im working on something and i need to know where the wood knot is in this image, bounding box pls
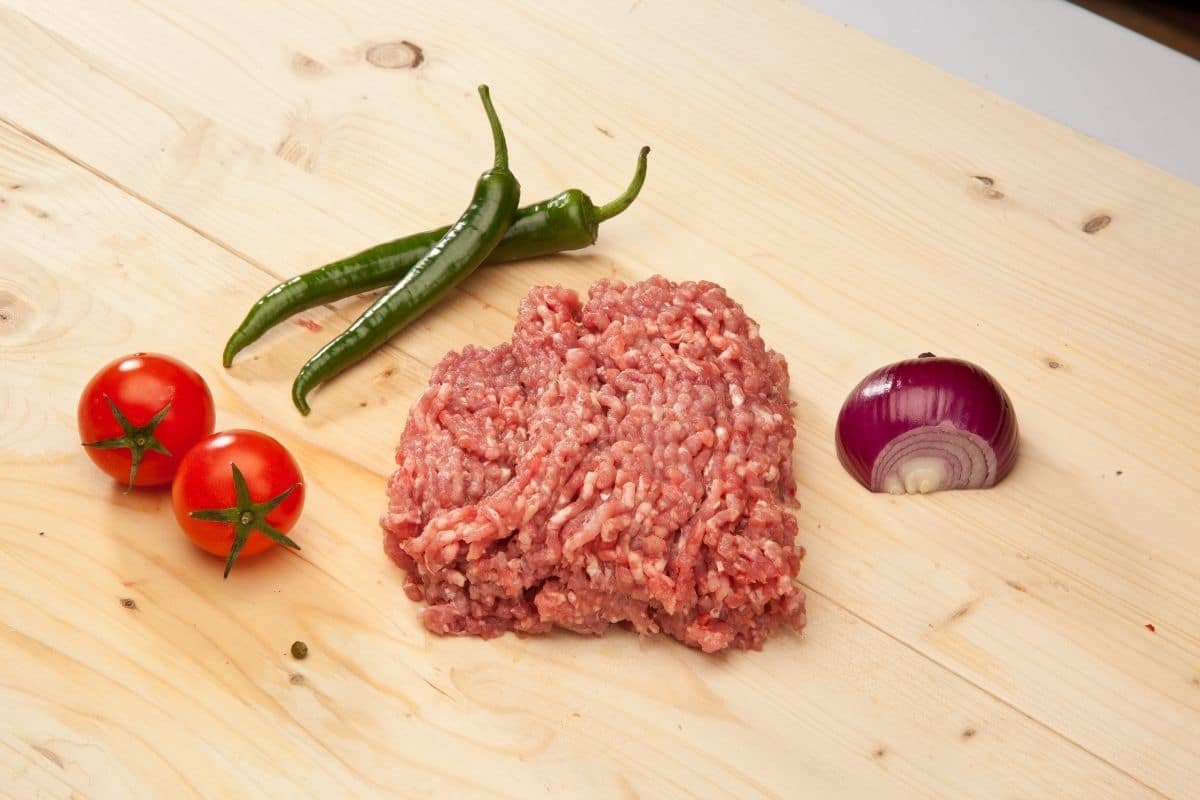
[972,175,1004,199]
[275,112,324,172]
[120,597,137,610]
[289,672,306,685]
[290,52,328,78]
[1045,358,1062,369]
[961,727,977,740]
[365,40,424,69]
[1082,214,1111,234]
[31,744,63,769]
[950,601,974,620]
[0,290,31,337]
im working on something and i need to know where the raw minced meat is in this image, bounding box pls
[381,276,806,652]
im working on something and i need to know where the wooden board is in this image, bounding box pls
[1,1,1197,797]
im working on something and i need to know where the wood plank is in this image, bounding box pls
[1,0,1198,795]
[0,121,1155,798]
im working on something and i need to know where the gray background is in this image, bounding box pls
[805,0,1200,185]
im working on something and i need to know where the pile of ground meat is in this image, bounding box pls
[381,276,806,652]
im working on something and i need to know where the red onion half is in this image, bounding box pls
[835,355,1019,494]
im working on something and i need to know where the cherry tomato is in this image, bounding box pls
[79,353,216,488]
[171,429,305,577]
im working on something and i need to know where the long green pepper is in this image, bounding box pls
[291,85,520,415]
[222,148,649,367]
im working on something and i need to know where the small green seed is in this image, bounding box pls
[291,641,308,659]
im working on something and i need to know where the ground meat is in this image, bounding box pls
[381,276,806,652]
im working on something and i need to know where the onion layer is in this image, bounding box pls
[835,356,1019,494]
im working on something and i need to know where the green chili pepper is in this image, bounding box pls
[290,85,521,415]
[222,147,649,368]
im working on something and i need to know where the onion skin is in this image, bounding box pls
[835,357,1019,494]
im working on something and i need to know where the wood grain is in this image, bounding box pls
[1,1,1197,797]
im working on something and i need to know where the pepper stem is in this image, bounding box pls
[595,147,651,223]
[478,85,508,172]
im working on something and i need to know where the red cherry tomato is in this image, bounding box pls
[171,429,305,577]
[78,353,216,488]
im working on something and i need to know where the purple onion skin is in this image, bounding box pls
[835,357,1019,494]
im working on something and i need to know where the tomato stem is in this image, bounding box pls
[81,396,173,491]
[187,462,301,578]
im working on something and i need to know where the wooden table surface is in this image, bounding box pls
[2,2,1198,798]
